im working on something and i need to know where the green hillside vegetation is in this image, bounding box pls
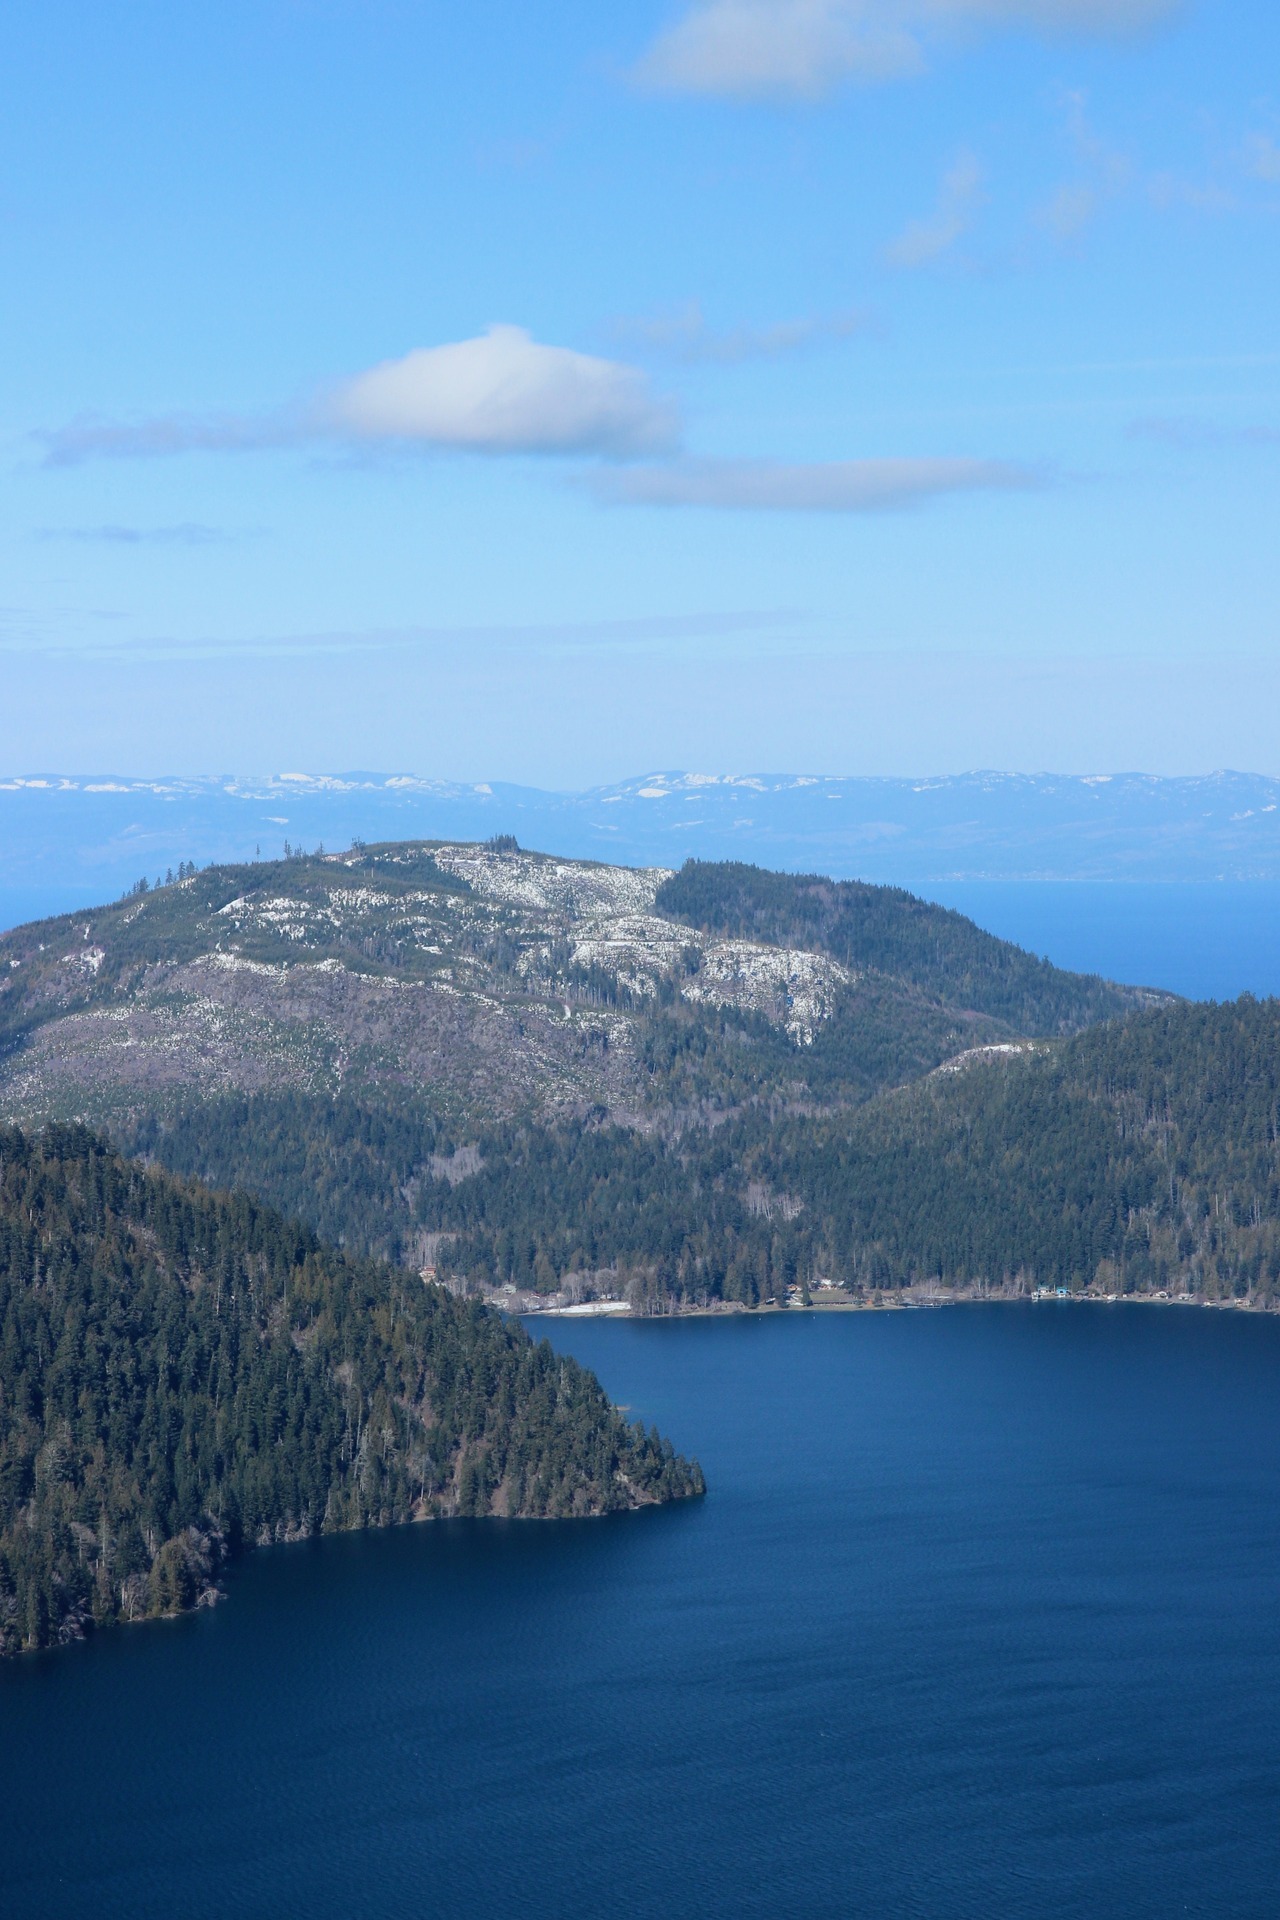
[655,860,1139,1035]
[126,1090,445,1265]
[763,994,1280,1302]
[11,848,1268,1664]
[0,1124,702,1656]
[0,843,1159,1142]
[128,999,1280,1313]
[0,848,467,1072]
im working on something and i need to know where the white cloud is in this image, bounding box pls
[609,298,869,362]
[887,151,984,267]
[40,326,678,466]
[635,0,1179,101]
[328,326,677,455]
[590,455,1039,510]
[635,1,919,100]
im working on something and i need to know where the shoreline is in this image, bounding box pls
[524,1290,1280,1321]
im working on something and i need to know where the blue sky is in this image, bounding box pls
[3,0,1278,779]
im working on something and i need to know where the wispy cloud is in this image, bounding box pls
[1033,91,1131,242]
[39,412,295,467]
[635,0,1178,102]
[1130,416,1280,450]
[635,1,919,100]
[1036,181,1099,240]
[609,299,869,363]
[0,610,808,663]
[887,151,984,267]
[1243,132,1280,184]
[35,523,250,546]
[946,0,1176,24]
[39,326,679,466]
[589,455,1041,511]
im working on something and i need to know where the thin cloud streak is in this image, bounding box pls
[35,523,250,547]
[940,0,1177,27]
[590,456,1042,511]
[1130,416,1280,450]
[39,411,297,467]
[609,299,870,363]
[0,610,808,664]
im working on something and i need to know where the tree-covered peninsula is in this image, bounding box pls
[0,1124,702,1657]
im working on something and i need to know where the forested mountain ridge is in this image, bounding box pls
[655,861,1134,1036]
[2,838,1223,1337]
[0,841,1154,1140]
[742,994,1280,1304]
[0,1124,702,1656]
[125,998,1280,1313]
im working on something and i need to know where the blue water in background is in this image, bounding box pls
[2,1305,1278,1920]
[0,884,107,932]
[5,879,1278,1002]
[924,882,1280,1002]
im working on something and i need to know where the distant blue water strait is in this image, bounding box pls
[923,881,1280,1003]
[2,1305,1278,1919]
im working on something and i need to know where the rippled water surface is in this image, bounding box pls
[2,1304,1279,1919]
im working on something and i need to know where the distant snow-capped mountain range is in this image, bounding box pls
[3,770,1280,916]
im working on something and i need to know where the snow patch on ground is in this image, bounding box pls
[680,940,855,1044]
[432,847,672,916]
[562,913,856,1042]
[932,1042,1039,1075]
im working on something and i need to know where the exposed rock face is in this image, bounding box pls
[0,846,867,1130]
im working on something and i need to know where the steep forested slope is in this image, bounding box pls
[734,994,1280,1306]
[0,1125,702,1656]
[126,1000,1280,1313]
[0,838,1211,1331]
[655,860,1137,1034]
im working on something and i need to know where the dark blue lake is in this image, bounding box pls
[1,1304,1278,1919]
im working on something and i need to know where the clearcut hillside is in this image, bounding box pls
[0,840,1155,1142]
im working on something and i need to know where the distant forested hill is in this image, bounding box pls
[655,861,1136,1035]
[126,999,1280,1313]
[0,1125,701,1656]
[748,995,1280,1303]
[0,843,1155,1143]
[7,837,1241,1336]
